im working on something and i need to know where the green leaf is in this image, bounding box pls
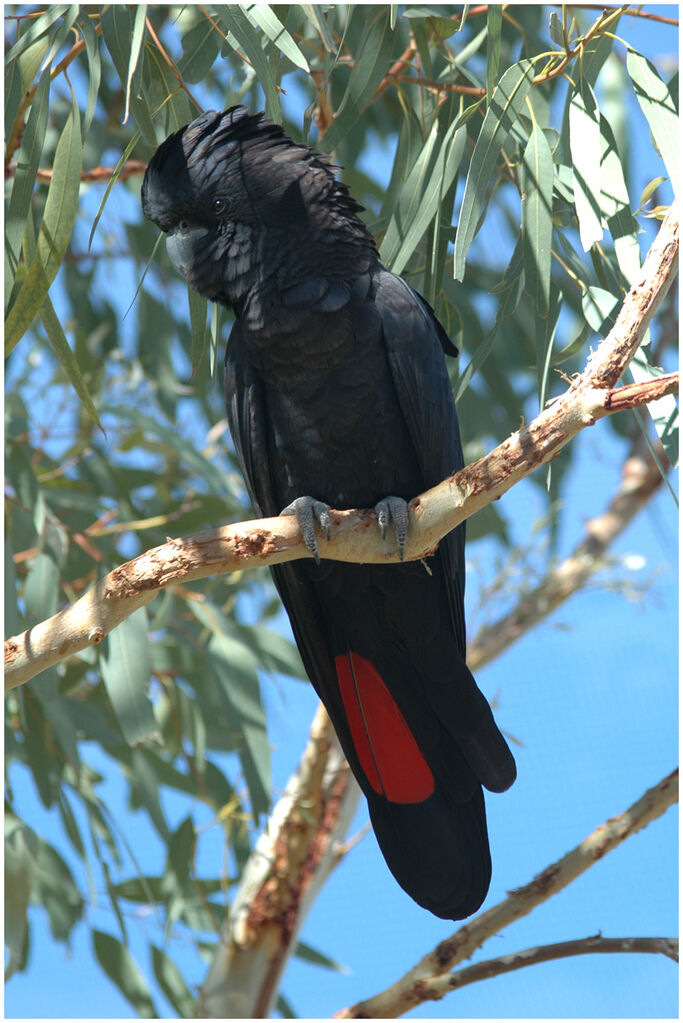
[301,4,336,51]
[23,551,59,627]
[5,94,82,354]
[569,80,603,251]
[188,287,210,375]
[93,930,158,1019]
[215,5,282,121]
[4,4,69,65]
[151,945,195,1018]
[627,49,679,193]
[193,601,272,818]
[454,59,534,279]
[381,116,466,275]
[549,11,564,47]
[521,123,554,317]
[88,129,142,251]
[75,10,101,136]
[486,5,503,105]
[100,6,156,144]
[639,176,667,208]
[40,292,102,429]
[318,7,402,153]
[4,821,34,980]
[597,114,640,286]
[5,62,51,302]
[130,749,169,840]
[294,938,350,973]
[630,351,679,467]
[100,607,160,747]
[244,4,310,70]
[123,5,148,124]
[178,16,222,83]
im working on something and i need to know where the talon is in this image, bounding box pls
[281,497,331,564]
[375,496,409,562]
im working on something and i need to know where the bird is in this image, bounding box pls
[141,106,516,920]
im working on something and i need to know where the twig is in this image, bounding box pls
[411,935,678,1003]
[334,768,679,1018]
[144,15,202,113]
[467,431,671,671]
[3,200,678,691]
[567,4,679,26]
[5,160,147,184]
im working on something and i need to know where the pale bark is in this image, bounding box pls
[4,201,678,691]
[334,768,679,1018]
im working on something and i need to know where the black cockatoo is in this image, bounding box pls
[141,107,515,920]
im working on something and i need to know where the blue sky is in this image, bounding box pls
[5,5,678,1019]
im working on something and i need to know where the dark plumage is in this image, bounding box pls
[142,106,516,920]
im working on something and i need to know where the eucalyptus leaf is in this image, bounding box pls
[454,60,534,280]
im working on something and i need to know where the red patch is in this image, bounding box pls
[335,651,434,803]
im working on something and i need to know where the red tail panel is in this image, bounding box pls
[335,651,434,804]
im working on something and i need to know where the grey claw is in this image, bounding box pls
[281,497,331,563]
[375,496,409,561]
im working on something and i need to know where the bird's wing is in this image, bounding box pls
[372,268,467,653]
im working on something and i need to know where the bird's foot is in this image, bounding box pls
[281,497,331,564]
[375,496,409,562]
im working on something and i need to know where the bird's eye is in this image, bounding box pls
[213,198,225,214]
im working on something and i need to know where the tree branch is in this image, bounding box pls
[196,704,360,1019]
[467,431,671,672]
[4,200,678,691]
[334,768,679,1018]
[421,935,678,1003]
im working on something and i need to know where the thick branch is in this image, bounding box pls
[196,704,360,1019]
[4,200,678,691]
[421,935,677,1002]
[467,431,670,671]
[335,768,679,1018]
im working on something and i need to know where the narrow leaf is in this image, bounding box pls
[5,96,82,354]
[40,292,102,429]
[101,608,160,747]
[627,49,678,192]
[5,63,51,300]
[521,123,554,316]
[486,5,503,104]
[93,930,158,1019]
[151,945,195,1018]
[215,5,281,121]
[569,81,603,251]
[454,60,534,279]
[318,8,402,154]
[244,4,310,70]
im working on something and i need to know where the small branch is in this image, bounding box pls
[4,201,678,691]
[334,768,678,1018]
[420,936,678,1003]
[566,5,679,26]
[144,15,202,113]
[5,160,147,185]
[467,430,672,671]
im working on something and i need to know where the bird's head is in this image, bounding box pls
[141,106,377,316]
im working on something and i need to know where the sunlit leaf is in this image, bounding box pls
[569,80,603,252]
[627,48,679,193]
[454,59,534,279]
[244,4,310,71]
